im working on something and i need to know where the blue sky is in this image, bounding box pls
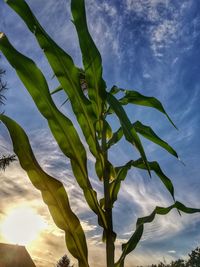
[0,0,200,266]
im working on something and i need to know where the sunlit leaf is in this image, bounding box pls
[0,34,107,230]
[115,202,200,267]
[0,115,89,267]
[5,0,105,180]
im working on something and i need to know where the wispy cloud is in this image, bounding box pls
[125,0,192,57]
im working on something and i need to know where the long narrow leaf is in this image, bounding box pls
[0,115,89,267]
[132,158,175,201]
[119,89,177,129]
[107,93,151,176]
[5,0,105,179]
[71,0,106,118]
[0,34,107,230]
[109,86,122,95]
[133,121,179,158]
[109,161,132,205]
[115,202,200,267]
[107,126,123,149]
[107,121,178,159]
[110,159,175,206]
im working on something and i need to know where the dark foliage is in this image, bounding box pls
[0,154,16,170]
[187,247,200,267]
[138,247,200,267]
[0,57,15,169]
[0,57,7,105]
[56,254,73,267]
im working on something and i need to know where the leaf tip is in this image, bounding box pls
[178,158,186,166]
[0,32,5,39]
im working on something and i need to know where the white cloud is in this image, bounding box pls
[125,0,192,57]
[102,2,117,17]
[151,19,178,54]
[85,0,122,60]
[126,0,170,20]
[168,250,176,254]
[143,72,151,79]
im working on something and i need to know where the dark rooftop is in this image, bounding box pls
[0,243,36,267]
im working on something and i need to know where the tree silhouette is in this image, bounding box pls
[0,60,7,105]
[186,247,200,267]
[56,254,73,267]
[0,56,15,170]
[138,246,200,267]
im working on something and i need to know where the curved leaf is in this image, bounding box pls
[107,126,123,149]
[71,0,106,118]
[109,161,132,205]
[5,0,105,179]
[119,89,177,129]
[107,121,178,160]
[109,86,122,95]
[0,115,89,267]
[110,159,175,206]
[0,34,107,230]
[106,93,151,176]
[132,158,175,201]
[133,121,179,159]
[115,202,200,267]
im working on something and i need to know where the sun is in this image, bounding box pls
[1,206,46,246]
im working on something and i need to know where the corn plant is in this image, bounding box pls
[0,1,199,267]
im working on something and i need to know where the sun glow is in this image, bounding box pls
[1,206,46,245]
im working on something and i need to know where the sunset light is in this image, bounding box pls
[1,207,46,246]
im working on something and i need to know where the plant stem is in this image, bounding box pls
[102,117,115,267]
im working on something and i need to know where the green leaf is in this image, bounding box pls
[106,93,151,176]
[5,0,105,180]
[133,121,178,158]
[119,89,177,129]
[107,127,123,149]
[132,158,175,201]
[71,0,106,118]
[109,86,122,95]
[0,115,89,267]
[107,121,178,159]
[115,201,200,267]
[0,34,107,230]
[110,158,175,207]
[109,161,132,205]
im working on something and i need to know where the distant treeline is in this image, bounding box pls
[137,247,200,267]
